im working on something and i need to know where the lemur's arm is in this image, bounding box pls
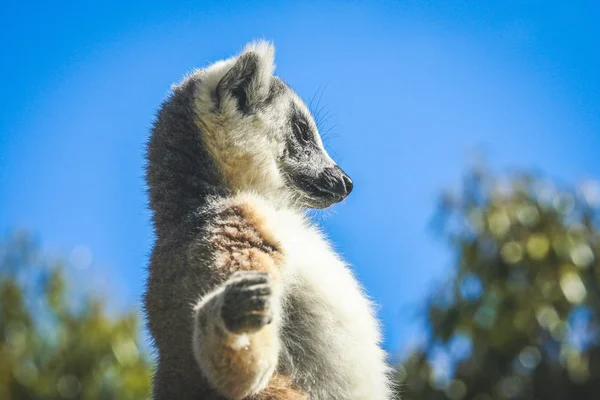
[193,271,280,400]
[190,203,298,400]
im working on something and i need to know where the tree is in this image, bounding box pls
[399,167,600,400]
[0,231,151,399]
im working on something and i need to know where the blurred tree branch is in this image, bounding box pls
[399,166,600,400]
[0,231,151,400]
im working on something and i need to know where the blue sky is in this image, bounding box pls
[1,1,599,355]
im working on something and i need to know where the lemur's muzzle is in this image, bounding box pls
[311,165,353,201]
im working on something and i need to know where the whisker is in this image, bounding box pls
[308,84,324,112]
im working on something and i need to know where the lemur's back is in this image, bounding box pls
[144,41,392,399]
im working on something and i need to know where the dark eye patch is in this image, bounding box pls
[291,115,312,144]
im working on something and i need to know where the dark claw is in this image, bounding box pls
[221,272,274,333]
[228,271,270,288]
[226,313,273,333]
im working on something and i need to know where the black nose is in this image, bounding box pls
[342,172,353,195]
[294,165,354,207]
[321,165,353,197]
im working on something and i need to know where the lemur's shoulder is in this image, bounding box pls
[186,193,308,281]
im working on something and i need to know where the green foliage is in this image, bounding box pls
[0,232,151,400]
[400,167,600,400]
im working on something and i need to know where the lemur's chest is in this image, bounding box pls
[275,212,368,316]
[220,194,379,342]
[224,194,390,398]
[270,208,389,399]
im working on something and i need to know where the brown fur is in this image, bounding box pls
[209,202,284,279]
[193,200,305,399]
[196,317,279,399]
[251,375,309,400]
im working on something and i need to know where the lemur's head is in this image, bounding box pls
[191,41,352,209]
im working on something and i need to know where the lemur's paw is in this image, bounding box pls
[221,271,274,334]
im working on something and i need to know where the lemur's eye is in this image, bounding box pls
[293,120,311,144]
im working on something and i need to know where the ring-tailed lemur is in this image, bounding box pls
[144,41,393,400]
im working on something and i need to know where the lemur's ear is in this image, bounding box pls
[216,41,275,113]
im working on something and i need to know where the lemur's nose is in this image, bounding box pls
[342,173,353,195]
[329,165,353,197]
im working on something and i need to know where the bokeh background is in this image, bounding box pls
[1,1,600,399]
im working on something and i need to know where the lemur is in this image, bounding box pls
[144,41,393,400]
